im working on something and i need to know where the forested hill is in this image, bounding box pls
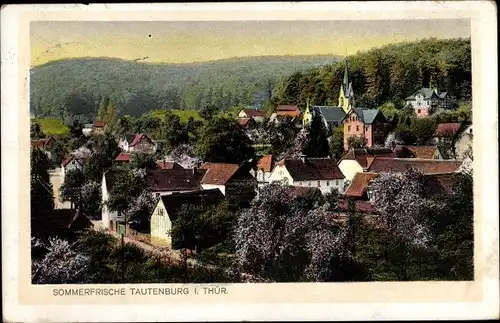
[273,38,471,109]
[30,55,340,120]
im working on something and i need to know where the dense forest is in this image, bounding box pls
[273,37,471,109]
[29,55,340,121]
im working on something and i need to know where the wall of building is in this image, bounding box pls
[338,160,364,182]
[268,165,294,185]
[200,184,225,195]
[150,201,172,244]
[343,113,371,150]
[293,179,344,194]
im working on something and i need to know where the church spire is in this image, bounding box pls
[343,58,350,89]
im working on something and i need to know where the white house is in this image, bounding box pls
[249,155,275,188]
[237,108,266,123]
[337,148,396,182]
[150,189,224,246]
[405,87,452,118]
[100,171,123,231]
[118,133,156,154]
[268,157,346,195]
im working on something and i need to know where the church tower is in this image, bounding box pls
[338,58,354,113]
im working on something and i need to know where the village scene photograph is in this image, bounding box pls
[29,18,474,284]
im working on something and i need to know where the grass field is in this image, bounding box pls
[34,118,70,136]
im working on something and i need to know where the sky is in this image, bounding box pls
[30,19,470,66]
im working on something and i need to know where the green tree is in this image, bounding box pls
[60,168,85,207]
[303,115,330,157]
[106,168,148,215]
[130,152,158,170]
[83,153,113,183]
[347,135,367,150]
[199,104,219,120]
[195,117,255,164]
[31,148,55,237]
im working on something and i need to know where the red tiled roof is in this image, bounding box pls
[277,105,300,112]
[276,110,301,118]
[115,153,132,162]
[94,120,106,128]
[395,145,438,159]
[130,133,153,147]
[146,168,206,192]
[423,172,456,196]
[199,162,240,185]
[61,155,74,167]
[368,157,462,174]
[157,161,183,169]
[341,148,397,168]
[434,123,461,137]
[344,172,379,198]
[278,158,345,181]
[257,155,274,172]
[241,109,266,117]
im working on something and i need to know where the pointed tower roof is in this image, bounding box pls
[343,58,350,87]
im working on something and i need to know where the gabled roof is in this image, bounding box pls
[277,157,345,181]
[350,107,385,124]
[256,155,274,173]
[405,88,448,100]
[158,189,225,220]
[94,120,106,128]
[240,109,266,117]
[434,123,462,137]
[394,145,439,159]
[156,161,183,170]
[238,118,251,127]
[115,153,132,162]
[311,106,347,124]
[367,157,462,174]
[344,172,379,198]
[340,148,396,168]
[146,168,206,192]
[199,162,240,185]
[32,209,93,235]
[130,133,153,147]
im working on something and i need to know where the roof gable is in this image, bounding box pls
[257,155,274,172]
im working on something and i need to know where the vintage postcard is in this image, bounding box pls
[1,2,498,322]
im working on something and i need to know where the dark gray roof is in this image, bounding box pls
[311,106,347,124]
[351,108,384,124]
[405,88,448,100]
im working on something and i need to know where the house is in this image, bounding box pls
[237,108,266,122]
[433,123,464,159]
[118,133,156,153]
[367,157,463,174]
[455,124,473,160]
[150,189,225,246]
[82,123,94,136]
[101,170,123,231]
[394,145,443,160]
[343,107,390,151]
[60,146,93,179]
[337,148,396,182]
[31,136,56,158]
[344,172,379,200]
[146,168,207,197]
[250,155,275,187]
[93,120,107,135]
[200,162,258,201]
[270,105,301,122]
[405,87,452,118]
[268,156,345,194]
[303,104,347,131]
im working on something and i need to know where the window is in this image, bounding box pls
[326,181,330,186]
[356,126,359,132]
[158,208,164,216]
[365,126,368,131]
[308,182,311,187]
[336,180,339,186]
[348,125,351,132]
[417,109,421,114]
[155,193,160,198]
[317,181,321,187]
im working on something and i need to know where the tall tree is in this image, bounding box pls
[30,123,45,139]
[195,117,255,164]
[303,115,330,157]
[31,148,55,237]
